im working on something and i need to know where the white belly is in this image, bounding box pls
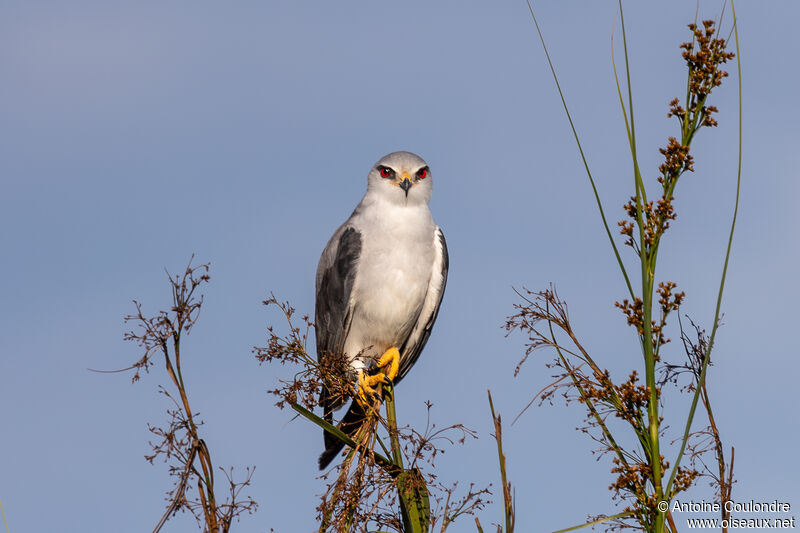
[343,212,435,370]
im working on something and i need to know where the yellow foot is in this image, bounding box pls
[357,369,386,407]
[376,346,400,383]
[355,347,401,407]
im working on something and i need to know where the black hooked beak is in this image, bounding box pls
[399,177,412,197]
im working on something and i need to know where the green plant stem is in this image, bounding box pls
[666,0,741,498]
[488,391,514,533]
[617,0,649,209]
[384,384,430,533]
[383,385,404,470]
[615,3,664,524]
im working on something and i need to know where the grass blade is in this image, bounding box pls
[525,0,635,298]
[290,402,395,470]
[552,510,634,533]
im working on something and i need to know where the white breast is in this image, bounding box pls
[343,201,436,370]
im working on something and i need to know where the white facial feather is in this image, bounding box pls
[364,151,433,207]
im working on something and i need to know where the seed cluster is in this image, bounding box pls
[619,19,733,264]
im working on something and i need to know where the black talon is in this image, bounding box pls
[383,375,393,386]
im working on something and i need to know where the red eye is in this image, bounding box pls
[416,168,428,179]
[379,167,392,178]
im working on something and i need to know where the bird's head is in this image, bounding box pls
[366,151,432,206]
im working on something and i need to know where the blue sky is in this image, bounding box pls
[1,1,798,531]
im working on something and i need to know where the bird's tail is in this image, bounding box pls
[318,399,368,470]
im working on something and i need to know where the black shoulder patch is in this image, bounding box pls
[438,229,449,276]
[336,228,362,288]
[315,227,362,357]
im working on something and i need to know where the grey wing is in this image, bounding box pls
[395,227,449,383]
[315,225,362,363]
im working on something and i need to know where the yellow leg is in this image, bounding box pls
[376,347,400,382]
